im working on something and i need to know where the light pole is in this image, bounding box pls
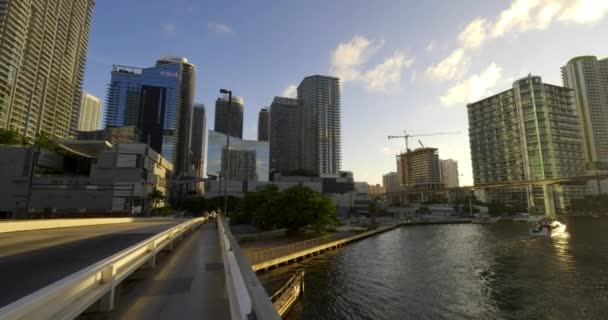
[220,89,232,217]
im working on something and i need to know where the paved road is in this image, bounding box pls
[85,222,229,320]
[0,220,183,307]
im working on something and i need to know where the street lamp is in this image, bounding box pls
[219,89,232,217]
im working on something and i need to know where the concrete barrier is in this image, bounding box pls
[217,217,280,320]
[0,217,175,234]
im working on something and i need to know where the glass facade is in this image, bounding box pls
[207,130,269,182]
[105,63,181,165]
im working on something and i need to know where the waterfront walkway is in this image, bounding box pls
[247,219,471,272]
[99,222,229,320]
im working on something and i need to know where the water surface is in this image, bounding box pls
[259,217,608,320]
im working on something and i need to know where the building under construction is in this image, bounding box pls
[396,147,444,202]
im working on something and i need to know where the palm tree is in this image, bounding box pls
[148,189,165,209]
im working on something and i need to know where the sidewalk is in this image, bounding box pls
[91,222,229,320]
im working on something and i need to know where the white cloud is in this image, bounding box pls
[281,84,297,98]
[162,22,176,34]
[440,63,503,107]
[208,22,234,35]
[330,35,384,82]
[425,41,436,52]
[560,0,608,24]
[458,18,488,49]
[487,0,608,41]
[425,48,471,81]
[330,36,414,92]
[364,50,415,92]
[428,0,608,83]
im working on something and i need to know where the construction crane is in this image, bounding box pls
[388,130,461,152]
[418,140,425,148]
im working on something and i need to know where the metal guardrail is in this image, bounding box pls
[217,217,280,320]
[0,217,207,320]
[245,233,345,265]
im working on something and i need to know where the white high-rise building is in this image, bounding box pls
[562,56,608,170]
[439,159,459,188]
[298,75,342,175]
[78,92,102,132]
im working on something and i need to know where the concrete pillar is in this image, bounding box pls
[543,184,556,216]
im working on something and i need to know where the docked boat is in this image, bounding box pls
[513,213,531,222]
[472,216,499,224]
[529,218,566,237]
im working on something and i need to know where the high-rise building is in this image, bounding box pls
[396,148,442,190]
[214,94,244,139]
[561,56,608,170]
[269,97,299,174]
[369,184,385,195]
[468,75,587,214]
[0,0,95,139]
[298,75,342,175]
[439,159,459,188]
[191,104,206,179]
[78,92,102,132]
[382,172,400,193]
[206,130,269,182]
[104,57,196,174]
[258,108,269,141]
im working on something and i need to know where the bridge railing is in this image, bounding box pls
[217,216,280,320]
[0,217,207,320]
[245,233,345,265]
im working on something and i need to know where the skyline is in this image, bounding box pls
[83,0,608,185]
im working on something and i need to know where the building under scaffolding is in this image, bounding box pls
[395,147,444,202]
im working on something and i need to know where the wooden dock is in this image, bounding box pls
[271,270,305,317]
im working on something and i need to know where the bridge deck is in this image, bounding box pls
[0,220,183,307]
[96,222,230,320]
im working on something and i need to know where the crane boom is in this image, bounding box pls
[388,130,460,152]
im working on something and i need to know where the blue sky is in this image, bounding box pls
[84,0,608,185]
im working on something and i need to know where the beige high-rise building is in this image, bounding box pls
[0,0,95,139]
[439,159,459,188]
[396,147,442,190]
[468,75,587,214]
[78,92,101,131]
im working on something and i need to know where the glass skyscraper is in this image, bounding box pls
[207,130,269,182]
[0,0,95,139]
[105,57,195,174]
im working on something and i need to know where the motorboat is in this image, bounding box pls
[529,218,566,237]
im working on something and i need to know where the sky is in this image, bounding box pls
[84,0,608,185]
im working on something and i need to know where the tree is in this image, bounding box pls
[279,185,336,235]
[34,131,61,152]
[148,189,165,209]
[368,198,379,225]
[0,128,28,145]
[244,184,281,232]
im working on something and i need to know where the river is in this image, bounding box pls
[258,217,608,320]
